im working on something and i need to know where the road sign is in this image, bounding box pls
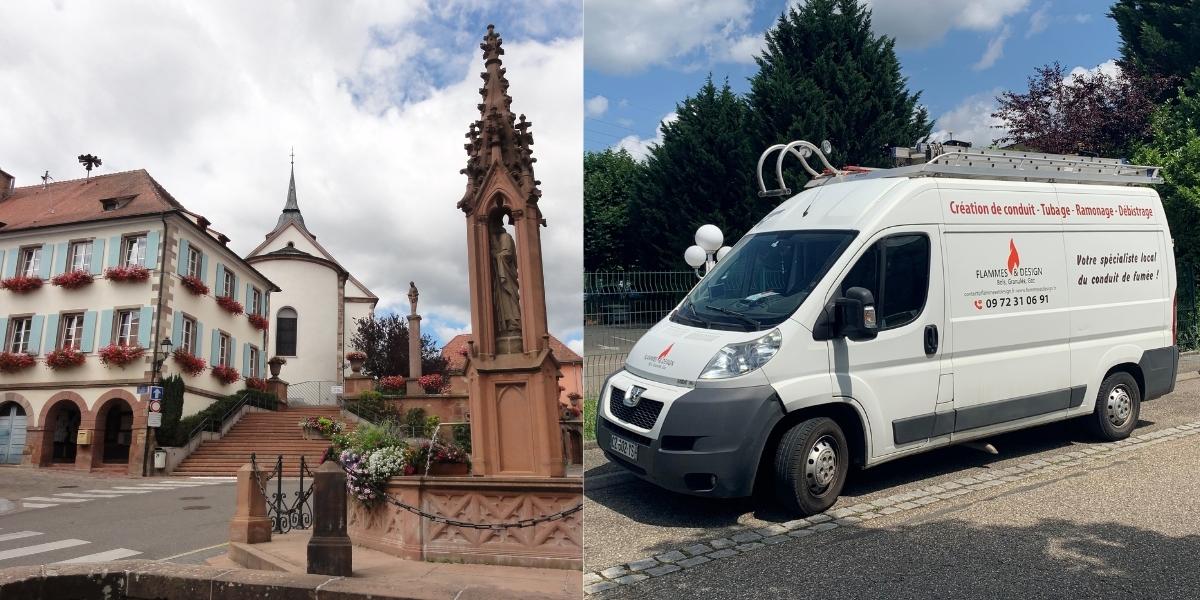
[148,412,162,428]
[149,400,162,413]
[149,386,164,401]
[136,384,149,395]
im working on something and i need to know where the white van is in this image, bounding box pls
[596,142,1179,515]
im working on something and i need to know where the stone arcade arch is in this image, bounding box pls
[35,392,88,468]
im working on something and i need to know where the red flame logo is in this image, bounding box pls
[1007,239,1020,273]
[658,344,674,360]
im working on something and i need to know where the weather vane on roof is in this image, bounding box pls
[41,171,53,189]
[77,154,101,182]
[290,147,295,166]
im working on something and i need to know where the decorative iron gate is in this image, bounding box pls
[251,453,314,534]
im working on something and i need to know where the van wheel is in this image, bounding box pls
[1087,372,1141,441]
[774,417,848,516]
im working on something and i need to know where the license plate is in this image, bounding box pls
[609,434,639,462]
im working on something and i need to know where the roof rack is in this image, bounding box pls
[756,140,1163,196]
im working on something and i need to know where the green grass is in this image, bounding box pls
[583,397,597,441]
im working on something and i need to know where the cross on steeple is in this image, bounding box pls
[275,146,308,233]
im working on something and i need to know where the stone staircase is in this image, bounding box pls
[171,407,343,477]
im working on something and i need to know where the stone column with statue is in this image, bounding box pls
[406,281,424,396]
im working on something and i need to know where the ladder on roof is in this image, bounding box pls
[756,140,1163,197]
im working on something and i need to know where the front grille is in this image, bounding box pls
[608,386,664,430]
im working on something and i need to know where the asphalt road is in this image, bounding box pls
[586,375,1200,598]
[0,470,238,567]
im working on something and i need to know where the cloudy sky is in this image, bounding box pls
[585,0,1120,158]
[0,0,584,353]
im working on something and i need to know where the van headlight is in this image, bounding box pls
[699,329,782,379]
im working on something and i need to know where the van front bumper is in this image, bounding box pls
[596,378,785,498]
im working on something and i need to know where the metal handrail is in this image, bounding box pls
[184,391,257,444]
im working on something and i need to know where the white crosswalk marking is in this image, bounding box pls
[0,531,41,543]
[0,539,89,561]
[55,548,142,563]
[22,496,87,503]
[85,489,150,494]
[20,503,55,509]
[55,493,121,499]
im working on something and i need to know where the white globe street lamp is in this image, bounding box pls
[685,224,733,278]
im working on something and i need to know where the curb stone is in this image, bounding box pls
[584,418,1200,596]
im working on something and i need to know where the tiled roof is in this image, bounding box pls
[441,332,583,371]
[0,169,184,232]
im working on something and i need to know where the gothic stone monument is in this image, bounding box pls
[458,25,565,478]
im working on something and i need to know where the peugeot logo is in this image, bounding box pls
[623,386,646,408]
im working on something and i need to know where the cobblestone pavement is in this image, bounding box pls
[584,375,1200,597]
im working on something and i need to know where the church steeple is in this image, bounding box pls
[276,149,307,232]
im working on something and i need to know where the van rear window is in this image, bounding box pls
[674,230,856,331]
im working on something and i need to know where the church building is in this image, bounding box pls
[245,162,377,391]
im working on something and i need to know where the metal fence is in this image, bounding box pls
[584,271,696,397]
[584,264,1200,397]
[287,381,341,406]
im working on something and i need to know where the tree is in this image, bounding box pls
[1132,76,1200,269]
[629,77,764,270]
[748,0,930,177]
[584,148,641,271]
[350,314,446,378]
[1110,0,1200,89]
[992,62,1157,157]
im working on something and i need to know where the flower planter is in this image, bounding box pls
[98,344,145,368]
[172,349,207,377]
[427,462,469,476]
[0,275,44,294]
[246,377,267,391]
[268,357,286,378]
[215,295,244,315]
[212,364,241,385]
[248,314,269,331]
[50,270,94,290]
[45,348,86,371]
[0,352,36,373]
[418,374,447,394]
[105,265,151,283]
[180,275,209,296]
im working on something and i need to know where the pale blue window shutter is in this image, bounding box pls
[52,243,68,276]
[89,240,105,275]
[145,230,161,270]
[199,253,209,286]
[81,312,97,352]
[44,314,60,351]
[230,336,238,370]
[138,306,153,348]
[244,283,251,309]
[0,318,7,348]
[215,264,226,296]
[27,315,44,355]
[172,312,183,350]
[258,351,266,378]
[177,239,190,275]
[106,236,122,267]
[210,329,220,365]
[1,250,16,278]
[38,244,52,279]
[98,309,113,347]
[233,273,240,301]
[195,321,204,357]
[242,343,250,374]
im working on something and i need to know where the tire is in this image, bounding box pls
[773,417,849,516]
[1087,371,1141,441]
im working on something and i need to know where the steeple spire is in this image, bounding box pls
[276,147,307,231]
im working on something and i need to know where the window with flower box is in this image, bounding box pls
[17,247,41,277]
[222,268,235,298]
[218,332,232,367]
[6,317,33,354]
[180,315,197,354]
[59,313,85,350]
[250,287,262,315]
[121,234,148,267]
[114,309,140,346]
[248,345,260,378]
[187,246,203,278]
[68,241,93,272]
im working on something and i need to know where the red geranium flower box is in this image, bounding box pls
[418,373,447,394]
[45,348,86,370]
[172,348,207,377]
[212,364,240,385]
[106,265,151,283]
[215,295,244,315]
[1,275,44,293]
[0,351,36,373]
[379,375,406,393]
[50,270,94,290]
[245,377,267,391]
[98,344,145,368]
[248,314,269,331]
[180,275,209,296]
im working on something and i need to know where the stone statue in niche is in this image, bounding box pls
[490,214,522,346]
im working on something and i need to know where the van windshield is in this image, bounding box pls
[673,230,856,331]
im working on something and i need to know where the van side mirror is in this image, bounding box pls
[836,287,878,341]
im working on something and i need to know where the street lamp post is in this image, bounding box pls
[143,337,173,476]
[684,224,732,278]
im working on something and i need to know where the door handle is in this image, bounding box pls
[924,324,939,356]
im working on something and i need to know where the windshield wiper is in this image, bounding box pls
[704,304,761,329]
[683,301,710,327]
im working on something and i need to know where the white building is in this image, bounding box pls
[245,164,377,393]
[0,167,277,473]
